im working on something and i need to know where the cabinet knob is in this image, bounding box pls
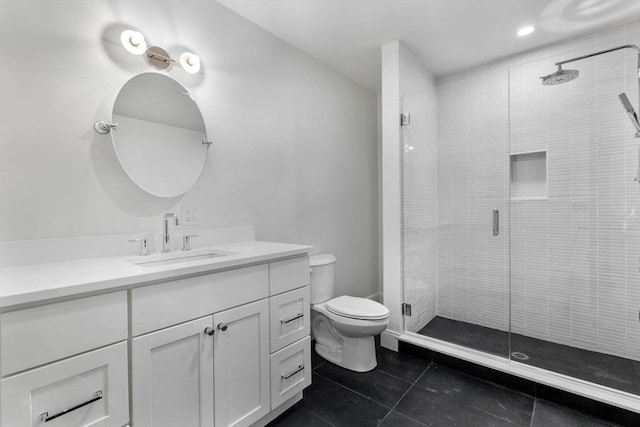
[204,327,215,336]
[217,323,228,332]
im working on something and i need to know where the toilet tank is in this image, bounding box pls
[309,254,336,304]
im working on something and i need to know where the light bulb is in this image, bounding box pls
[121,30,147,55]
[180,52,201,74]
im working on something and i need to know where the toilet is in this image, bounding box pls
[310,254,389,372]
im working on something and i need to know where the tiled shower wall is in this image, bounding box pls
[435,63,511,334]
[432,21,640,361]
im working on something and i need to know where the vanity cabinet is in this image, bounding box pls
[132,316,214,427]
[1,253,311,427]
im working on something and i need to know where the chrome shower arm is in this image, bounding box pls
[557,45,640,128]
[555,44,640,72]
[553,44,640,184]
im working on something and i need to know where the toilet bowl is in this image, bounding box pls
[310,254,389,372]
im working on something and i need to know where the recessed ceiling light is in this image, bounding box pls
[517,26,535,37]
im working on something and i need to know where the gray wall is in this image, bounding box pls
[0,1,379,299]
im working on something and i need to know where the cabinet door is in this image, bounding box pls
[214,299,270,427]
[132,316,214,427]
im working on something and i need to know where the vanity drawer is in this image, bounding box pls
[269,256,310,295]
[1,291,128,376]
[269,286,310,352]
[270,336,311,410]
[1,341,129,427]
[132,264,269,336]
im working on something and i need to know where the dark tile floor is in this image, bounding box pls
[419,316,640,396]
[268,339,630,427]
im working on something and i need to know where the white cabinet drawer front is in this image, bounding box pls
[269,257,310,295]
[270,336,311,410]
[132,316,214,427]
[269,286,310,352]
[1,291,127,376]
[132,264,269,336]
[1,342,129,427]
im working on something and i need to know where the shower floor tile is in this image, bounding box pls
[267,338,629,427]
[418,316,640,396]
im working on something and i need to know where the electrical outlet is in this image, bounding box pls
[182,205,200,225]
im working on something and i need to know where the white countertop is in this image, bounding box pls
[0,240,312,309]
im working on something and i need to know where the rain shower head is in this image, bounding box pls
[619,93,640,133]
[540,66,579,85]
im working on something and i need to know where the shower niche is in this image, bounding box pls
[509,150,547,199]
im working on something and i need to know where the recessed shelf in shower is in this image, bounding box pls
[510,150,547,200]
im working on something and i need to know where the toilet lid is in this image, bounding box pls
[326,296,389,320]
[309,253,336,267]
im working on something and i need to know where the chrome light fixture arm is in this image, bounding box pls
[120,29,201,74]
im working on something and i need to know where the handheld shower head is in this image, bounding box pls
[619,93,640,133]
[540,66,579,85]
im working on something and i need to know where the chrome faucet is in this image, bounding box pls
[162,213,179,253]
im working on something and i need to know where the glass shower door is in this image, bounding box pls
[401,67,512,359]
[508,49,640,396]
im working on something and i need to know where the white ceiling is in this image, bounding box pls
[218,0,640,92]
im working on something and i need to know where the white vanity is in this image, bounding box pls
[0,235,313,427]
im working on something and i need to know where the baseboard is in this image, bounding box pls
[380,330,399,351]
[366,292,381,302]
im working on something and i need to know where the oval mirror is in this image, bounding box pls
[111,72,208,197]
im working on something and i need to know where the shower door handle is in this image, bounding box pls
[493,209,500,236]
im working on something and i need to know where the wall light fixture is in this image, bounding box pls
[120,29,201,74]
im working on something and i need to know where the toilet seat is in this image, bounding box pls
[325,296,389,320]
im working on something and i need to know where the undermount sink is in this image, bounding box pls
[128,249,234,267]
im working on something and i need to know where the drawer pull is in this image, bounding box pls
[204,326,215,336]
[281,364,304,380]
[217,322,228,332]
[281,313,303,324]
[39,390,103,423]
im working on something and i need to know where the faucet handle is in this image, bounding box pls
[182,234,198,251]
[129,238,150,256]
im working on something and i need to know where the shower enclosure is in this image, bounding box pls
[383,25,640,414]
